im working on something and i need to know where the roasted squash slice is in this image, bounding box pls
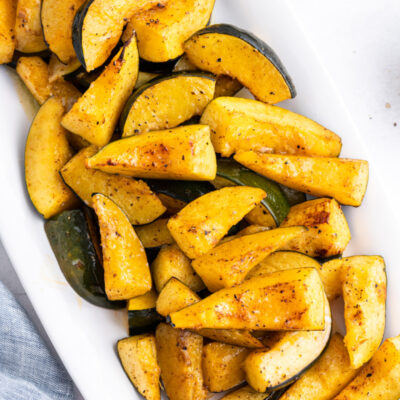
[245,295,331,392]
[280,333,360,400]
[184,24,295,103]
[45,209,124,309]
[127,289,162,335]
[341,256,386,368]
[333,335,400,400]
[16,56,81,110]
[25,97,78,218]
[168,268,325,331]
[41,0,86,63]
[62,36,138,146]
[246,251,343,301]
[156,277,201,317]
[201,96,342,157]
[92,193,152,300]
[154,277,262,348]
[318,257,345,301]
[117,334,161,400]
[135,219,174,250]
[126,0,215,63]
[215,158,290,226]
[173,54,243,98]
[86,125,217,180]
[61,146,165,225]
[48,55,82,83]
[280,198,351,258]
[202,342,250,392]
[14,0,46,53]
[72,0,166,71]
[196,329,263,349]
[246,251,320,279]
[235,152,369,207]
[192,226,306,292]
[155,323,207,400]
[167,186,266,259]
[151,244,204,293]
[120,72,216,137]
[0,0,16,64]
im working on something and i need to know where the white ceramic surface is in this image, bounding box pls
[1,1,399,399]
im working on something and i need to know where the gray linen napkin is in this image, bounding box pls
[0,281,74,400]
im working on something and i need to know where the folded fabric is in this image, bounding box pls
[0,281,74,400]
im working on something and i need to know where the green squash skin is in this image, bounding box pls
[216,158,290,226]
[279,184,306,206]
[139,57,181,73]
[44,209,125,309]
[71,0,93,71]
[128,309,163,336]
[146,180,215,204]
[119,71,216,133]
[186,23,296,99]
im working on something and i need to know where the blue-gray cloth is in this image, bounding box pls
[0,281,74,400]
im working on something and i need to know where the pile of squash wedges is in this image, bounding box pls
[1,0,400,398]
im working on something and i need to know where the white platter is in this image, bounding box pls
[1,0,400,399]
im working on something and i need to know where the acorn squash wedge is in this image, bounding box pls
[117,334,161,400]
[184,24,295,103]
[62,35,138,146]
[41,0,86,63]
[44,209,124,309]
[126,0,215,64]
[25,97,79,219]
[120,72,216,137]
[92,193,152,300]
[72,0,166,71]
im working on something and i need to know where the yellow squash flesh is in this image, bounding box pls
[192,226,306,292]
[117,335,160,400]
[155,323,207,400]
[135,219,174,249]
[245,294,331,392]
[341,255,386,368]
[234,151,369,207]
[122,74,216,137]
[333,335,400,400]
[126,0,215,63]
[151,243,204,293]
[156,277,201,317]
[0,0,16,63]
[61,146,165,225]
[202,342,250,392]
[62,36,139,146]
[86,125,216,180]
[169,268,325,331]
[79,0,166,71]
[167,186,266,259]
[201,97,342,157]
[41,0,86,63]
[92,194,151,300]
[16,56,81,111]
[280,333,360,400]
[280,198,351,258]
[25,97,78,218]
[184,33,292,104]
[14,0,46,53]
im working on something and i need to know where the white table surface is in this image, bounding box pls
[1,1,399,399]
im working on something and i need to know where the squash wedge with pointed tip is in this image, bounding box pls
[168,268,325,331]
[167,186,266,259]
[117,334,161,400]
[62,36,139,146]
[92,193,151,300]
